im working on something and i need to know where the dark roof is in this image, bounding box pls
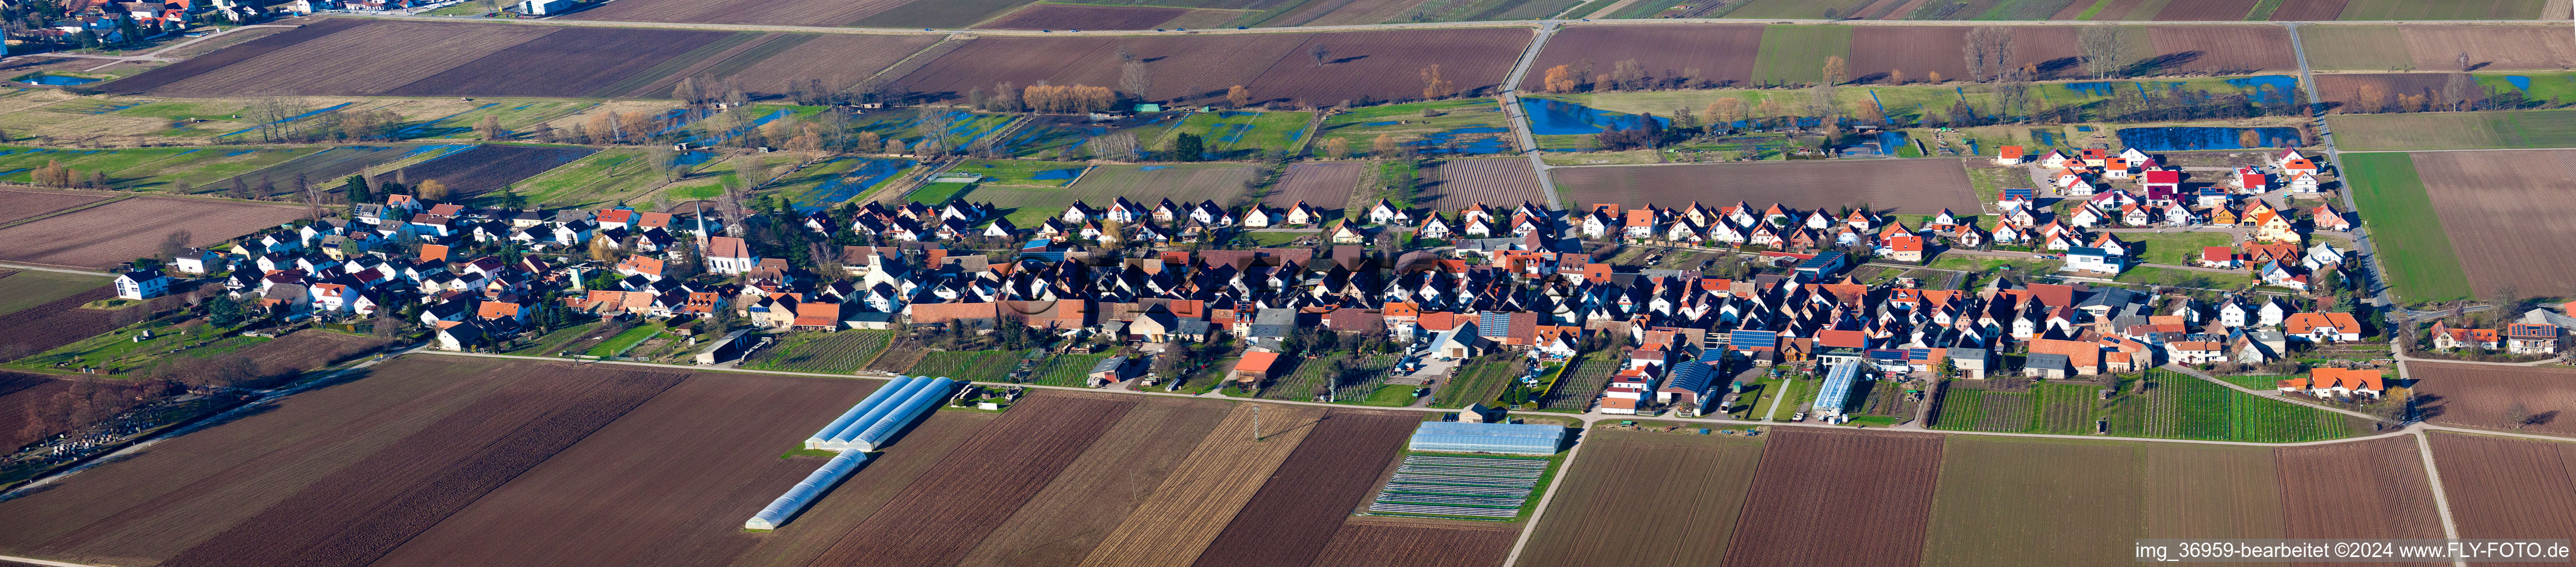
[2026,352,2071,370]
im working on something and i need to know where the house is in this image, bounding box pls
[2165,340,2224,364]
[2023,352,2071,379]
[2038,149,2072,168]
[2200,246,2241,269]
[1995,146,2025,165]
[173,248,226,274]
[2507,323,2562,355]
[2061,246,2124,274]
[2279,368,2382,399]
[114,270,173,300]
[1882,232,1924,262]
[2430,322,2500,350]
[706,236,756,274]
[2312,205,2351,231]
[433,319,492,352]
[2284,312,2362,343]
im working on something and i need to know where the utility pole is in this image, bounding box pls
[1251,404,1262,441]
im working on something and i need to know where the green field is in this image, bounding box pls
[1933,372,2367,442]
[1547,74,2300,125]
[2329,110,2576,151]
[1314,98,1508,158]
[510,148,670,208]
[973,162,1259,226]
[2294,25,2412,70]
[943,158,1086,187]
[905,181,972,204]
[406,99,601,140]
[745,331,894,374]
[582,323,664,358]
[1722,0,1877,18]
[2113,265,2253,289]
[0,271,109,317]
[2335,0,2546,19]
[11,318,269,376]
[850,0,1032,27]
[1164,110,1312,159]
[2340,152,2473,302]
[765,156,916,212]
[1431,360,1521,409]
[906,349,1031,382]
[1384,0,1583,22]
[1750,25,1851,86]
[0,146,326,192]
[2481,71,2576,104]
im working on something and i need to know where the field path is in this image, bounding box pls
[1496,22,1559,206]
[2410,432,2472,567]
[2285,21,2401,310]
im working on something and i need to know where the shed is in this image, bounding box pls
[2024,352,2071,379]
[1233,351,1282,383]
[1087,355,1129,387]
[694,329,753,365]
[1407,421,1566,455]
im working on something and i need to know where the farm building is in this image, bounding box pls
[1407,421,1566,455]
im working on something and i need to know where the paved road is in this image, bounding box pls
[1495,22,1560,207]
[2284,22,2398,310]
[0,262,109,276]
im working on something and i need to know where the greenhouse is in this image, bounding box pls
[1406,421,1567,455]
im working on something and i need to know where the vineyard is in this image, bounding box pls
[1025,354,1112,387]
[1932,374,2366,443]
[745,331,893,374]
[906,349,1031,382]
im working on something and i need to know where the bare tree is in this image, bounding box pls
[2441,51,2475,111]
[1310,44,1329,66]
[2078,25,2126,79]
[158,229,194,259]
[1119,48,1152,102]
[1092,132,1141,162]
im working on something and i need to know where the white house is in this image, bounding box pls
[2061,246,2124,274]
[114,270,172,300]
[706,236,757,275]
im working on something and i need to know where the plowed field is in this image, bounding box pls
[107,19,734,98]
[1921,436,2288,567]
[0,286,112,355]
[957,396,1233,567]
[0,196,306,269]
[2398,25,2576,71]
[1267,161,1364,210]
[807,391,1136,567]
[378,27,732,98]
[2408,149,2576,299]
[894,28,1526,106]
[2152,0,2257,19]
[1721,427,1942,567]
[370,145,597,199]
[0,188,106,224]
[0,371,71,450]
[1420,157,1543,210]
[2425,432,2576,542]
[2269,0,2348,19]
[1307,519,1516,567]
[142,20,558,97]
[1518,24,1764,90]
[2274,435,2448,563]
[2414,363,2576,436]
[234,330,393,388]
[95,18,370,95]
[1190,409,1421,567]
[1520,430,1764,567]
[564,0,907,25]
[2144,26,2300,75]
[1552,159,1978,214]
[977,4,1188,29]
[716,34,945,99]
[1077,403,1326,567]
[721,409,1000,567]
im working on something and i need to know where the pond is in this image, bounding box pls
[791,157,916,212]
[1405,126,1511,155]
[1521,98,1669,135]
[16,73,100,86]
[2115,127,2300,151]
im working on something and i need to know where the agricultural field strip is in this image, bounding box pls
[1366,454,1548,518]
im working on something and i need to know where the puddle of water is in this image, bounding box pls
[2221,75,2300,104]
[1521,99,1669,136]
[1138,166,1169,171]
[1404,126,1511,155]
[17,74,100,85]
[2505,75,2532,91]
[792,157,916,212]
[1029,168,1083,180]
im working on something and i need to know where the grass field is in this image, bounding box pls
[508,148,672,208]
[2329,110,2576,152]
[2481,71,2576,104]
[1315,98,1509,158]
[1164,110,1312,159]
[11,318,270,376]
[944,158,1087,187]
[1934,373,2368,442]
[0,146,326,192]
[744,331,892,374]
[2334,0,2547,19]
[1025,353,1112,387]
[0,271,107,317]
[2339,152,2473,302]
[1751,25,1851,86]
[906,181,972,204]
[1547,74,2302,125]
[1431,360,1520,409]
[764,156,916,212]
[581,323,663,357]
[977,162,1261,226]
[1723,0,1878,18]
[401,99,601,140]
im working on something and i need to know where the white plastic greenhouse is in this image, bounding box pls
[804,376,918,449]
[1406,421,1567,455]
[750,376,962,529]
[745,450,873,530]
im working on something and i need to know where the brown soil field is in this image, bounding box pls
[0,189,107,225]
[0,195,308,269]
[1519,430,1765,567]
[2410,149,2576,299]
[380,27,734,98]
[2268,0,2348,19]
[718,34,946,99]
[0,357,572,564]
[808,391,1136,567]
[0,287,112,355]
[565,0,907,25]
[2413,363,2576,436]
[1552,159,1979,214]
[234,331,394,388]
[96,18,368,95]
[1720,427,1942,567]
[2425,432,2576,543]
[1076,403,1326,567]
[1306,519,1516,567]
[2314,73,2450,107]
[2138,444,2286,541]
[2401,25,2576,71]
[366,372,875,567]
[156,364,683,567]
[896,28,1527,107]
[2274,435,2448,564]
[143,20,557,97]
[371,145,599,199]
[1190,409,1421,567]
[1421,157,1543,210]
[1269,0,1427,27]
[722,409,1000,567]
[1267,161,1364,210]
[2152,0,2257,19]
[957,396,1233,567]
[978,4,1188,29]
[0,370,72,450]
[1519,24,1764,90]
[2144,26,2300,75]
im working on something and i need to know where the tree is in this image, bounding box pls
[416,179,450,202]
[1964,26,2012,83]
[229,177,253,199]
[2505,403,2533,430]
[1888,69,1907,85]
[1092,131,1141,161]
[2442,51,2477,111]
[1371,133,1399,157]
[342,174,371,206]
[1926,70,1944,84]
[2079,25,2126,79]
[1121,59,1153,102]
[1171,133,1205,161]
[1322,137,1351,159]
[1419,64,1454,100]
[158,229,194,260]
[1608,59,1645,90]
[205,294,244,327]
[1707,98,1746,127]
[1820,55,1847,86]
[1543,64,1578,93]
[1227,85,1251,108]
[474,115,504,139]
[1310,43,1329,66]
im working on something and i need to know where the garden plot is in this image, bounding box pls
[1366,453,1550,519]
